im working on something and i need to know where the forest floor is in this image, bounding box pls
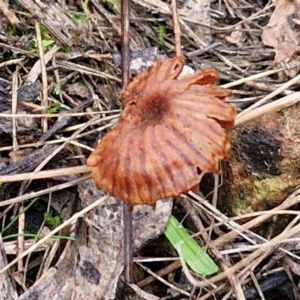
[1,0,300,299]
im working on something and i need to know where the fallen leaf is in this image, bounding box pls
[262,0,300,62]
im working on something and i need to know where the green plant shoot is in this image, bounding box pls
[164,215,219,276]
[44,212,61,229]
[47,102,62,114]
[30,37,55,54]
[157,24,166,45]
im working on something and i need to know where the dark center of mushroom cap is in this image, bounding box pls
[122,93,169,125]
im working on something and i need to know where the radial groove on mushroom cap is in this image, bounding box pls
[87,56,237,208]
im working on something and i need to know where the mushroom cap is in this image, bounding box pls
[87,56,237,208]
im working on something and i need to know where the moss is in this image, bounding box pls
[228,175,300,216]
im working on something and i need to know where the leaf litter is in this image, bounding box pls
[0,0,300,299]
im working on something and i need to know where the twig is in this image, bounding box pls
[235,91,300,126]
[136,260,181,288]
[171,0,181,56]
[0,175,90,207]
[239,71,300,117]
[0,165,91,183]
[136,262,192,297]
[35,20,48,132]
[11,70,18,152]
[0,58,24,69]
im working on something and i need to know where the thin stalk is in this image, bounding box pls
[121,0,133,283]
[171,0,181,56]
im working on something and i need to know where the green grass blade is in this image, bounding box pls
[164,215,219,276]
[1,198,39,235]
[2,233,75,241]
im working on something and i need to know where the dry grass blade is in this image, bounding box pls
[236,91,300,125]
[171,0,181,56]
[0,165,91,183]
[239,71,300,116]
[175,221,300,289]
[0,175,90,207]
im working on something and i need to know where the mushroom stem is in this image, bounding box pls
[121,0,130,89]
[123,204,133,283]
[121,0,133,283]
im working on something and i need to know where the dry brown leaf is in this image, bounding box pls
[262,0,300,62]
[87,56,236,208]
[66,83,91,98]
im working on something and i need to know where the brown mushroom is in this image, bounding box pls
[87,56,237,208]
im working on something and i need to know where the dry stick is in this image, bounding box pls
[238,71,300,117]
[235,91,300,126]
[210,188,300,248]
[193,198,294,251]
[13,31,48,278]
[0,114,119,153]
[187,203,300,293]
[121,0,130,90]
[29,30,58,275]
[238,215,300,283]
[0,235,18,300]
[11,70,25,277]
[11,71,18,154]
[127,283,160,300]
[136,260,182,288]
[0,58,24,68]
[171,0,181,56]
[0,165,91,183]
[35,20,48,132]
[0,110,121,118]
[206,174,219,246]
[136,262,192,297]
[190,195,300,264]
[121,0,133,283]
[221,66,300,89]
[189,221,300,288]
[0,175,90,207]
[56,60,121,82]
[250,272,266,300]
